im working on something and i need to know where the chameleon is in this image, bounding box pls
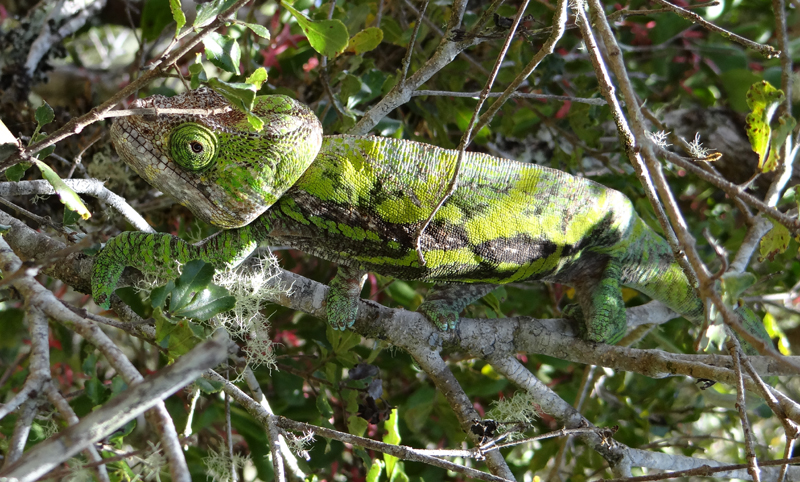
[91,87,710,344]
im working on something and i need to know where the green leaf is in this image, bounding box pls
[764,112,796,172]
[347,414,369,437]
[169,260,215,312]
[85,377,109,406]
[150,280,175,309]
[195,377,224,394]
[481,290,506,317]
[141,0,175,42]
[171,284,236,321]
[82,352,98,376]
[194,0,238,28]
[63,207,81,225]
[111,376,128,395]
[745,81,785,172]
[316,394,334,422]
[245,67,268,90]
[389,467,409,482]
[204,32,241,75]
[240,21,271,39]
[366,459,384,482]
[348,27,383,55]
[189,61,207,90]
[169,0,186,36]
[156,315,203,358]
[247,113,265,131]
[208,78,257,112]
[30,132,55,160]
[383,408,401,478]
[33,160,91,220]
[5,162,30,182]
[35,101,54,127]
[759,217,791,261]
[283,2,348,57]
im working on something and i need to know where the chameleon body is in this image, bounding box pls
[92,88,706,343]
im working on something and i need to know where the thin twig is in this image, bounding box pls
[412,89,606,105]
[400,0,430,83]
[649,0,780,58]
[413,0,531,265]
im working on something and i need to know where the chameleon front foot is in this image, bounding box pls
[326,266,368,330]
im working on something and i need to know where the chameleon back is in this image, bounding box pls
[269,135,640,285]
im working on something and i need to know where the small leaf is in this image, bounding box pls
[189,62,207,90]
[240,21,270,39]
[481,290,506,317]
[759,217,791,261]
[169,260,215,312]
[246,113,265,131]
[195,377,224,394]
[245,67,268,90]
[5,162,30,182]
[171,284,236,321]
[283,2,348,57]
[745,81,784,171]
[204,32,241,74]
[366,460,384,482]
[150,280,175,308]
[63,208,81,226]
[347,414,369,437]
[141,0,175,42]
[194,0,238,28]
[763,112,797,172]
[31,132,55,160]
[35,101,54,127]
[169,0,186,36]
[348,27,383,55]
[383,408,401,478]
[157,318,203,358]
[208,79,257,112]
[33,160,91,219]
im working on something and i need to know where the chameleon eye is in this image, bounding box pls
[169,123,218,171]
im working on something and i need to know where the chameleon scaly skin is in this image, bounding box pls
[93,88,706,343]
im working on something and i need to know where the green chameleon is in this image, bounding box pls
[91,88,760,345]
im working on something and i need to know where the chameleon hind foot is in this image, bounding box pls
[326,266,368,330]
[417,283,498,331]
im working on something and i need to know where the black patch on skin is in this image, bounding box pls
[561,213,620,257]
[419,221,471,252]
[475,234,558,266]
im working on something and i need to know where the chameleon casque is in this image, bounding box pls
[91,87,707,344]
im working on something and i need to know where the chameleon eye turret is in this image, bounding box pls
[169,123,219,171]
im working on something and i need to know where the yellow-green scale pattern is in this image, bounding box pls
[93,89,706,343]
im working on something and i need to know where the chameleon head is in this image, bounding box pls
[110,87,323,228]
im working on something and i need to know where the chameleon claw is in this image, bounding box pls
[418,301,459,331]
